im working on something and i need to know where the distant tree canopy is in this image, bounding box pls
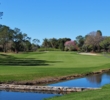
[64,41,78,51]
[41,30,109,52]
[0,24,109,53]
[83,30,103,52]
[76,35,84,49]
[100,36,110,52]
[0,25,39,53]
[42,38,71,51]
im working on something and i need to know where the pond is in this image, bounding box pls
[49,71,110,88]
[0,90,61,100]
[0,71,110,100]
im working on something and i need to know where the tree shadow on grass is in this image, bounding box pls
[21,51,47,54]
[0,54,62,66]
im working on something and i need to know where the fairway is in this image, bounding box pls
[0,51,110,82]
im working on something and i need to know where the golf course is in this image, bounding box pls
[0,51,110,100]
[0,51,110,82]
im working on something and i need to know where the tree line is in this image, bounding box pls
[79,30,110,52]
[0,25,40,53]
[41,30,110,52]
[0,24,110,53]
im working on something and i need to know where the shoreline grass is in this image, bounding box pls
[47,84,110,100]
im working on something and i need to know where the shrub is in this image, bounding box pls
[64,41,78,51]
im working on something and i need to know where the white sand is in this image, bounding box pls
[79,52,98,55]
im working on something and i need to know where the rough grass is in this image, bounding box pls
[0,51,110,82]
[47,84,110,100]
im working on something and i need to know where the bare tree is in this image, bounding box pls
[95,30,103,51]
[84,30,103,52]
[85,31,96,52]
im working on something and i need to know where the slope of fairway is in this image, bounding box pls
[0,51,110,82]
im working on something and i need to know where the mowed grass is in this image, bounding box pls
[0,51,110,82]
[48,84,110,100]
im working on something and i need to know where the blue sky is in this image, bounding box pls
[0,0,110,43]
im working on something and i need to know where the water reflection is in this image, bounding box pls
[86,74,102,84]
[0,89,66,95]
[0,90,61,100]
[86,71,110,85]
[50,71,110,88]
[106,71,110,76]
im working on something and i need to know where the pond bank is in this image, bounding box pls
[0,84,100,93]
[0,68,110,86]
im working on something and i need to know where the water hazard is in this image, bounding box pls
[0,90,61,100]
[0,71,110,100]
[49,71,110,88]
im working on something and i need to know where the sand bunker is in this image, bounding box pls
[79,52,98,55]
